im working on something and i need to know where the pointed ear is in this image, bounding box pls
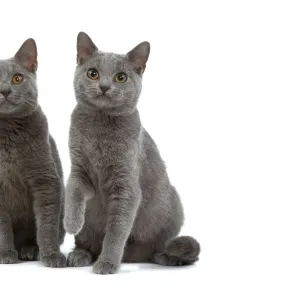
[14,38,38,73]
[126,41,150,75]
[77,32,98,65]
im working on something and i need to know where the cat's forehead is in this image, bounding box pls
[0,59,13,71]
[89,51,129,72]
[0,59,20,81]
[0,59,33,82]
[0,59,21,73]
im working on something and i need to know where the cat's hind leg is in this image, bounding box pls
[152,236,200,266]
[18,242,39,261]
[15,219,39,261]
[122,240,155,263]
[0,211,18,264]
[67,247,93,267]
[67,233,95,267]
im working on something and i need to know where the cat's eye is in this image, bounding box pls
[114,72,128,83]
[12,74,23,84]
[87,68,99,80]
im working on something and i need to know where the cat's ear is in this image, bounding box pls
[14,38,38,73]
[126,41,150,75]
[77,32,98,65]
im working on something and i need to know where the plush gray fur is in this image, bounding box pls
[0,39,66,267]
[64,32,200,274]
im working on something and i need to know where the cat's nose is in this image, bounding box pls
[0,84,11,99]
[100,86,110,94]
[1,90,11,98]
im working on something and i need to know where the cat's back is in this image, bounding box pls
[139,128,168,182]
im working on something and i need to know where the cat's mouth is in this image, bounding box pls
[96,94,111,101]
[0,96,9,105]
[0,97,19,106]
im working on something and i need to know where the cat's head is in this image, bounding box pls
[0,38,38,118]
[74,32,150,115]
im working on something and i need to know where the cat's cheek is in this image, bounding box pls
[25,90,36,100]
[79,84,85,93]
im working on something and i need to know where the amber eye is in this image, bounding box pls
[114,72,127,83]
[87,68,99,80]
[12,74,23,84]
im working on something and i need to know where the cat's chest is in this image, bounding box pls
[0,148,28,209]
[79,122,121,166]
[0,147,23,175]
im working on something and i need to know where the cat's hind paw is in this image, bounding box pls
[67,249,92,267]
[0,250,18,264]
[93,260,120,275]
[18,244,39,261]
[41,252,66,268]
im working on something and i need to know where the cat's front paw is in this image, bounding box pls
[41,252,66,268]
[67,249,92,267]
[18,244,39,261]
[0,250,18,264]
[93,260,120,275]
[63,214,84,235]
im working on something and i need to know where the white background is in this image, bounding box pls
[0,0,299,299]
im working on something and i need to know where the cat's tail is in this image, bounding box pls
[152,236,200,266]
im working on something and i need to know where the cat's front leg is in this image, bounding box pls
[31,166,66,268]
[64,167,95,235]
[0,211,18,264]
[93,164,140,275]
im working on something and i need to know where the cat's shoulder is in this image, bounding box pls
[70,104,92,125]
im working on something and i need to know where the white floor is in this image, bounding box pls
[0,230,299,300]
[0,234,202,300]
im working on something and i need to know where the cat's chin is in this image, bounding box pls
[0,103,38,119]
[0,102,15,113]
[80,96,112,110]
[96,93,111,100]
[94,94,114,106]
[78,97,136,116]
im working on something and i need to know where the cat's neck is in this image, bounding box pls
[75,103,141,132]
[77,101,138,117]
[77,103,140,120]
[0,106,47,146]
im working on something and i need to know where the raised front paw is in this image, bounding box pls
[64,214,84,235]
[93,260,120,275]
[0,250,18,264]
[41,252,66,268]
[67,249,93,267]
[18,244,39,261]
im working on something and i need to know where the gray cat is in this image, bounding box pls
[0,39,66,267]
[64,32,200,274]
